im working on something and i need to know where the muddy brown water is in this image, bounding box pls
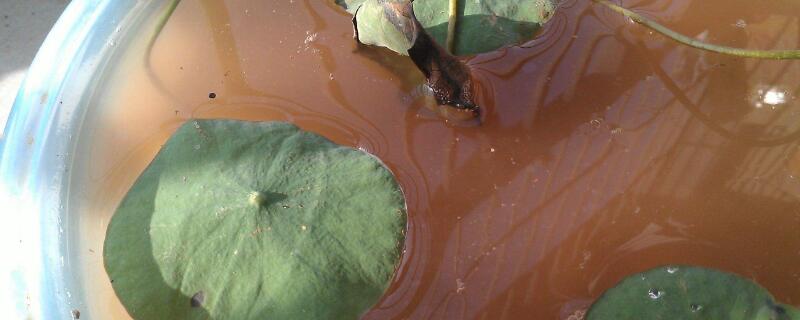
[70,0,800,318]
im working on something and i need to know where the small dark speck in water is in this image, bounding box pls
[208,92,217,99]
[71,309,81,319]
[191,291,205,308]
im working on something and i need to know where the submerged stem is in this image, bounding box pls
[147,0,181,59]
[594,0,800,60]
[446,0,458,54]
[143,0,182,103]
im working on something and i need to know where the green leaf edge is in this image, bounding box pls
[587,265,800,320]
[104,119,408,320]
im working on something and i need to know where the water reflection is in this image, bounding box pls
[75,0,800,318]
[752,86,790,109]
[382,0,800,318]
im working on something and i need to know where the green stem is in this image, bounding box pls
[594,0,800,60]
[143,0,182,103]
[446,0,458,54]
[147,0,181,58]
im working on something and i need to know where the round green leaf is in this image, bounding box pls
[339,0,555,56]
[413,0,555,55]
[354,0,417,55]
[587,266,800,320]
[335,0,368,14]
[104,119,407,319]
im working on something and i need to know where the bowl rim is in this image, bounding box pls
[0,0,160,318]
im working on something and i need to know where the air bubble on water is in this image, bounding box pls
[763,89,787,106]
[108,40,116,47]
[194,144,201,150]
[456,278,466,294]
[579,251,591,269]
[734,19,747,28]
[752,86,789,109]
[690,304,703,312]
[304,31,318,44]
[666,266,679,274]
[648,288,663,300]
